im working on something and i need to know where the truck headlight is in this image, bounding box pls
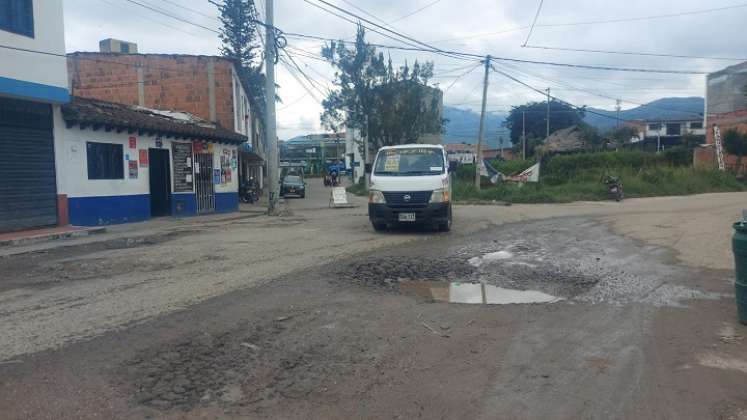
[430,188,450,203]
[369,190,386,204]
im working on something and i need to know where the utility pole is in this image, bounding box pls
[615,99,621,128]
[522,110,526,160]
[264,0,279,214]
[475,55,490,190]
[545,87,551,139]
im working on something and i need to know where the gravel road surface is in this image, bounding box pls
[1,183,746,419]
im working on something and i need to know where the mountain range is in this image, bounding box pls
[443,97,704,145]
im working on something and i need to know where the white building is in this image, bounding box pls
[0,0,70,232]
[55,97,244,226]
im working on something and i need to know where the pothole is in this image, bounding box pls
[400,281,563,305]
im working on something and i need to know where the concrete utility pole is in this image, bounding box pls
[545,87,551,139]
[265,0,279,214]
[522,110,526,160]
[475,55,491,190]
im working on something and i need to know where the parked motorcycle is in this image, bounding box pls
[603,175,624,202]
[240,179,259,203]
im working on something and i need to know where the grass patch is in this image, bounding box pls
[454,151,747,204]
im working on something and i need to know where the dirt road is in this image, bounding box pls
[1,183,746,419]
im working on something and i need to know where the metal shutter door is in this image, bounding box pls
[0,98,57,232]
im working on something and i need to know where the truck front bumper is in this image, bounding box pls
[368,202,450,225]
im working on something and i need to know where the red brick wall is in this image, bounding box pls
[68,53,237,131]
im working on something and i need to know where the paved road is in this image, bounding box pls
[0,191,746,419]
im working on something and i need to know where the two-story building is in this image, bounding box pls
[0,0,70,233]
[623,118,706,148]
[66,42,266,188]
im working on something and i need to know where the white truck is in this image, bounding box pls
[367,144,454,232]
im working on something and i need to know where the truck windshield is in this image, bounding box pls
[373,148,444,176]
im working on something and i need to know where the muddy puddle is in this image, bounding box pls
[400,281,562,305]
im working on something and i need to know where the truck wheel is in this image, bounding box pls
[372,222,386,232]
[438,207,452,232]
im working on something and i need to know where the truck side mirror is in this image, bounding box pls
[448,161,458,173]
[365,163,372,174]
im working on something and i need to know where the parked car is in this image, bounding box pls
[368,144,454,232]
[280,175,306,198]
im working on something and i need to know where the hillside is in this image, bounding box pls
[443,106,511,148]
[584,97,704,130]
[444,98,704,144]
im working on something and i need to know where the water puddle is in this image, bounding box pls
[400,281,563,305]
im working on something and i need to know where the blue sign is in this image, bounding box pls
[213,169,221,185]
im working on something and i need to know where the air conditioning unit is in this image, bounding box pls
[99,38,138,54]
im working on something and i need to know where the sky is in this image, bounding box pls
[62,0,747,139]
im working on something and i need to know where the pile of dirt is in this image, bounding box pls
[337,256,475,290]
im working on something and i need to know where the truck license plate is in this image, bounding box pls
[398,213,416,222]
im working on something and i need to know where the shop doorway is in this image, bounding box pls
[195,153,215,213]
[148,148,172,217]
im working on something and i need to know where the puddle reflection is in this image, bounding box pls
[400,281,563,305]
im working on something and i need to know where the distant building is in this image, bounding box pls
[280,133,346,174]
[703,61,747,171]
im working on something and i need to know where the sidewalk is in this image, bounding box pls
[0,226,106,248]
[0,206,272,257]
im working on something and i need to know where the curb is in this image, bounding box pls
[0,227,107,248]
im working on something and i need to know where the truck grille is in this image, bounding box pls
[382,191,432,205]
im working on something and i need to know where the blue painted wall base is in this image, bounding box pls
[172,193,197,217]
[215,192,239,213]
[69,195,150,226]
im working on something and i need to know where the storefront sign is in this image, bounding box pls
[193,142,203,154]
[129,136,137,149]
[128,160,138,179]
[139,149,148,167]
[155,138,163,148]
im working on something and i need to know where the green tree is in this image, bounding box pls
[504,101,586,145]
[723,128,747,172]
[321,26,442,150]
[608,126,640,145]
[211,0,267,119]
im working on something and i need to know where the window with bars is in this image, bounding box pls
[87,142,124,180]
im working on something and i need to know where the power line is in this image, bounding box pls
[523,44,747,62]
[430,3,747,43]
[159,0,218,20]
[304,0,478,62]
[444,62,482,93]
[97,0,202,37]
[278,92,311,111]
[490,65,621,122]
[120,0,219,33]
[536,2,747,27]
[499,62,703,116]
[390,0,443,24]
[523,0,544,47]
[283,32,712,74]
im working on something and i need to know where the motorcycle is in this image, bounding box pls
[603,175,624,202]
[240,180,259,204]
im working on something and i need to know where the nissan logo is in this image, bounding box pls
[403,194,411,202]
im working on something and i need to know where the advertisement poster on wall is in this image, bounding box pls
[128,161,138,179]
